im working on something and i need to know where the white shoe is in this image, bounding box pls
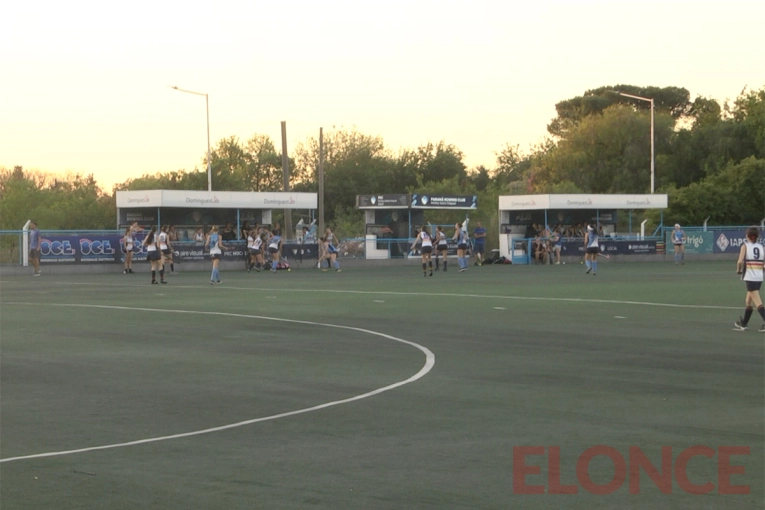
[733,318,747,331]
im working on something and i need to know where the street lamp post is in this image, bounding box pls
[609,91,655,194]
[171,86,212,192]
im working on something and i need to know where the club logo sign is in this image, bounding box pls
[412,195,478,208]
[716,233,730,252]
[370,196,377,205]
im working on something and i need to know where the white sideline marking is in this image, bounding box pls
[0,303,435,464]
[373,300,385,303]
[45,282,742,311]
[493,307,506,310]
[614,316,627,319]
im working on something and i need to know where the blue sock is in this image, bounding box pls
[333,260,340,269]
[592,261,598,272]
[586,260,591,269]
[210,269,216,280]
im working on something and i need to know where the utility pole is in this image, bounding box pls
[280,121,292,239]
[318,127,325,236]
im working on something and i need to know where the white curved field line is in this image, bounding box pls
[0,303,435,464]
[45,281,742,310]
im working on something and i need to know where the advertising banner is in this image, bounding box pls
[356,194,410,208]
[508,210,618,226]
[282,242,319,261]
[40,234,318,264]
[559,239,657,256]
[116,191,317,209]
[712,230,765,254]
[666,231,714,254]
[410,195,477,209]
[40,234,125,264]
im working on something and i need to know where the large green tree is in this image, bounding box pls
[393,141,467,191]
[0,166,114,230]
[293,128,396,222]
[659,157,765,225]
[532,104,675,193]
[547,85,690,138]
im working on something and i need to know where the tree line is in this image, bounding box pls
[2,84,763,246]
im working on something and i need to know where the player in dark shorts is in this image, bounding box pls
[584,225,599,275]
[158,225,174,274]
[734,226,765,332]
[435,225,449,271]
[142,226,165,284]
[411,225,434,277]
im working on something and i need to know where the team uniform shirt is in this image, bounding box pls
[124,234,134,253]
[672,229,685,245]
[145,234,161,260]
[159,232,170,254]
[742,240,764,282]
[587,231,599,248]
[268,235,281,253]
[208,233,222,255]
[456,230,468,249]
[419,231,433,254]
[437,231,448,249]
[254,237,263,252]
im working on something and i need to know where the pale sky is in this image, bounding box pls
[2,1,763,190]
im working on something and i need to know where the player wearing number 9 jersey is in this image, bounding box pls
[733,226,765,332]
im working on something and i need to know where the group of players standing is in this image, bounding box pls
[123,223,343,285]
[123,224,176,284]
[243,226,341,274]
[411,222,486,277]
[122,220,765,332]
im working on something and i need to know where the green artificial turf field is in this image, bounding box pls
[1,261,763,509]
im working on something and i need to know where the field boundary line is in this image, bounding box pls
[35,282,744,310]
[0,303,435,464]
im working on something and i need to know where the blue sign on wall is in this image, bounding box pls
[712,230,765,253]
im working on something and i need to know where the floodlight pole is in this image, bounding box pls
[171,86,212,192]
[609,91,655,194]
